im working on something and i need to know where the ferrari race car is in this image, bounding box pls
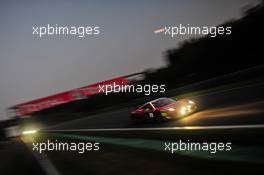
[130,97,197,123]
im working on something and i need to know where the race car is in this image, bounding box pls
[130,97,197,123]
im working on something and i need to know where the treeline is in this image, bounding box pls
[143,1,264,89]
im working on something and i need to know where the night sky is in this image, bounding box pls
[0,0,259,119]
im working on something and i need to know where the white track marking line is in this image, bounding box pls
[31,150,61,175]
[45,124,264,132]
[22,138,61,175]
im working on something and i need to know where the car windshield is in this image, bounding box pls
[152,98,175,107]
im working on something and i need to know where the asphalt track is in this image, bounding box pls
[48,81,264,131]
[37,80,264,175]
[12,81,264,175]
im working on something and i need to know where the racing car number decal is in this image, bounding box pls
[149,113,154,118]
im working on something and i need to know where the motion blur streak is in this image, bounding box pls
[179,101,264,124]
[45,124,264,132]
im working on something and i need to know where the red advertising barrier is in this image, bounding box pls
[15,77,128,116]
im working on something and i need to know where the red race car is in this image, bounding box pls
[130,97,197,123]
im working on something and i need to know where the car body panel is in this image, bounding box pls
[130,97,197,122]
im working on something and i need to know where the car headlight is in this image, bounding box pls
[161,112,168,117]
[188,100,194,104]
[180,107,187,115]
[168,108,175,111]
[22,129,38,135]
[186,105,192,111]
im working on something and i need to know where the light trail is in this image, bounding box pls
[45,124,264,132]
[154,28,165,34]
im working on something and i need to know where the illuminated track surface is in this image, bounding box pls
[33,83,264,175]
[47,101,264,130]
[43,80,264,130]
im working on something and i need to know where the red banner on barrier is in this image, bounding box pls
[15,77,128,116]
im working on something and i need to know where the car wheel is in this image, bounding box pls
[154,111,164,122]
[130,115,140,124]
